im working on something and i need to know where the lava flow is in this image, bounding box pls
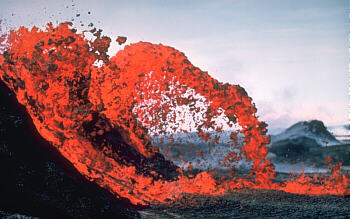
[0,22,349,206]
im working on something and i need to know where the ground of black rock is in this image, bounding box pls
[139,189,350,218]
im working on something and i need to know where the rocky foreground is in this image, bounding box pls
[140,189,350,218]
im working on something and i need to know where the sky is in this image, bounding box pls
[0,0,348,133]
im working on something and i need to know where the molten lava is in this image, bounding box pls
[0,22,349,205]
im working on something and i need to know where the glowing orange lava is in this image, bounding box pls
[0,22,349,205]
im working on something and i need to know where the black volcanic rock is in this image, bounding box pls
[81,112,180,181]
[270,136,320,154]
[268,136,321,164]
[0,80,140,219]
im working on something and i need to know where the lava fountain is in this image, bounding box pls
[0,22,349,206]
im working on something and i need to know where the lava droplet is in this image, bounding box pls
[116,36,127,45]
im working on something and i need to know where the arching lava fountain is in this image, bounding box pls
[0,22,349,206]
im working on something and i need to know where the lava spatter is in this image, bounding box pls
[0,22,349,206]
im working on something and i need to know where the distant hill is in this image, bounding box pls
[270,120,340,147]
[268,120,350,167]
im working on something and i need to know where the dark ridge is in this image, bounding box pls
[0,80,140,219]
[268,136,320,163]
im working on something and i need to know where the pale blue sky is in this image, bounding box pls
[0,0,348,132]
